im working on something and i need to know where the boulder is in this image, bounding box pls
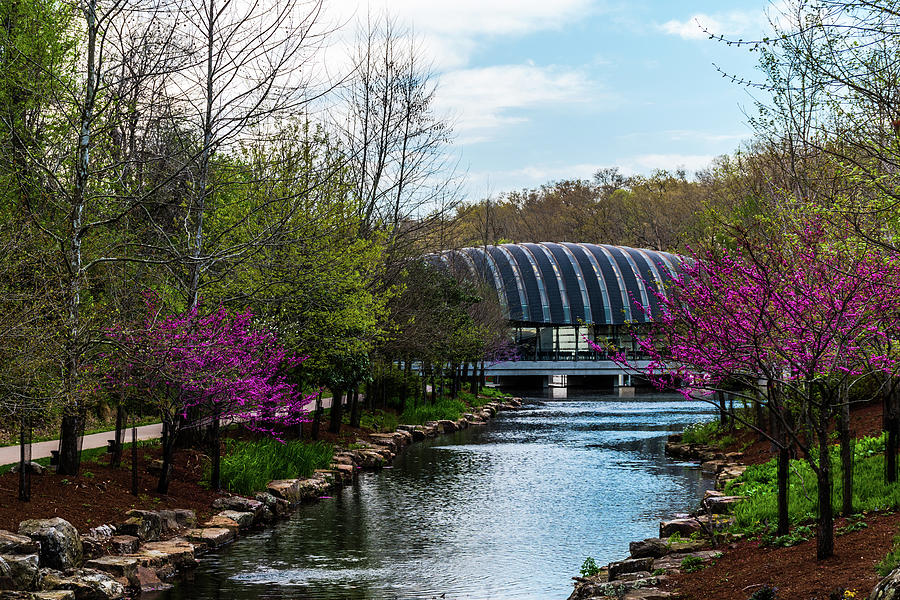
[77,539,105,562]
[117,511,161,542]
[266,480,300,503]
[183,528,234,549]
[38,568,125,600]
[0,554,40,590]
[201,516,239,534]
[871,566,900,600]
[108,537,138,556]
[173,510,196,529]
[155,511,180,534]
[436,420,457,433]
[659,518,701,538]
[410,429,426,442]
[214,511,253,531]
[133,566,171,593]
[609,557,654,581]
[253,493,289,518]
[18,520,82,571]
[702,495,746,514]
[629,538,669,559]
[84,528,112,543]
[212,497,263,518]
[138,540,196,570]
[82,557,139,588]
[0,532,39,556]
[455,418,468,431]
[8,463,46,476]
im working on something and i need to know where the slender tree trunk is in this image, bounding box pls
[816,429,834,560]
[328,389,343,434]
[312,394,322,440]
[131,423,138,496]
[350,389,361,428]
[157,421,175,494]
[400,361,411,412]
[18,418,29,502]
[469,361,478,394]
[111,403,125,468]
[839,397,853,516]
[717,390,727,428]
[886,389,898,484]
[479,360,486,391]
[777,444,790,536]
[210,411,221,491]
[57,414,81,476]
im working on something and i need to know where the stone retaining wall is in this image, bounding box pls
[0,397,523,600]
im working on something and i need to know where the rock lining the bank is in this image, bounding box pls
[0,397,522,600]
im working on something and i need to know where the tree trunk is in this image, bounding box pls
[157,421,175,494]
[57,414,81,476]
[470,361,478,394]
[816,430,834,560]
[839,398,853,516]
[312,394,322,440]
[717,390,727,428]
[210,411,221,491]
[350,389,361,428]
[777,444,790,536]
[399,361,410,412]
[328,389,343,434]
[886,388,898,484]
[131,423,138,496]
[479,360,486,391]
[18,418,30,502]
[111,404,125,468]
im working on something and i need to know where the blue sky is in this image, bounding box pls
[342,1,778,202]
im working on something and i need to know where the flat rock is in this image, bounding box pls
[39,568,125,600]
[117,511,161,542]
[201,516,239,533]
[629,538,669,559]
[659,518,701,538]
[18,520,82,571]
[703,495,746,514]
[183,528,234,549]
[133,566,171,593]
[215,511,253,530]
[624,589,675,599]
[109,537,138,556]
[609,557,654,581]
[266,479,300,502]
[173,510,196,529]
[0,553,40,591]
[138,540,196,570]
[212,497,263,517]
[0,532,39,556]
[83,557,139,587]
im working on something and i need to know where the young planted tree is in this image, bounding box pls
[106,293,311,493]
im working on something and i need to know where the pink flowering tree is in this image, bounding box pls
[592,217,900,559]
[105,292,314,493]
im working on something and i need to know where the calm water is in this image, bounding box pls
[163,392,714,600]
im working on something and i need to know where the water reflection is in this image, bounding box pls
[162,392,714,600]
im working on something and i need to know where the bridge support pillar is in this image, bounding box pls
[616,373,635,397]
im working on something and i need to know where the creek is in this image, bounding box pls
[161,391,714,600]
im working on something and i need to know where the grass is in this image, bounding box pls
[681,419,736,448]
[399,397,468,425]
[217,438,334,495]
[340,409,399,433]
[877,534,900,576]
[725,432,900,533]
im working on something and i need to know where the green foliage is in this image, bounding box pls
[399,397,467,425]
[680,555,706,573]
[218,438,333,495]
[759,524,812,547]
[344,409,399,433]
[580,557,601,578]
[727,433,900,533]
[681,420,722,445]
[747,585,778,600]
[877,534,900,577]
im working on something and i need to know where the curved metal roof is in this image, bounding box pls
[432,242,682,326]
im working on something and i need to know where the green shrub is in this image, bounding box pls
[218,438,333,495]
[748,586,778,600]
[681,420,721,445]
[400,397,467,425]
[680,555,706,573]
[580,557,601,577]
[877,534,900,577]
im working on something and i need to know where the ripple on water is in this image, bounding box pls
[162,392,715,600]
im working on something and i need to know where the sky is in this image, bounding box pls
[338,1,778,202]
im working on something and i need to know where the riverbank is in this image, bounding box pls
[566,401,900,600]
[0,395,522,599]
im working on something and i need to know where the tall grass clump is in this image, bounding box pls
[400,397,467,425]
[218,438,333,495]
[728,433,900,532]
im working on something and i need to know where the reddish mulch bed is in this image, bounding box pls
[666,512,900,600]
[669,401,897,599]
[0,447,224,533]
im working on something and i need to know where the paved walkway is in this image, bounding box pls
[0,394,337,467]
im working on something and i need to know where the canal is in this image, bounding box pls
[162,392,714,600]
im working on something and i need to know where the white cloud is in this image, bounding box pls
[659,9,769,40]
[619,153,716,174]
[434,64,606,143]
